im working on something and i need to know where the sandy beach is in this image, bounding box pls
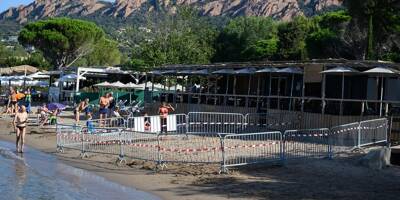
[1,116,400,200]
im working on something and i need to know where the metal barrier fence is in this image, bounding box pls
[329,118,388,153]
[187,112,245,134]
[122,131,159,162]
[81,127,123,157]
[56,115,389,172]
[158,133,223,164]
[330,122,360,153]
[283,128,331,160]
[86,117,126,129]
[221,131,282,172]
[359,118,388,147]
[56,124,82,152]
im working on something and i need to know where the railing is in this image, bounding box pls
[57,112,389,172]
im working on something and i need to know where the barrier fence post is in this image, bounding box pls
[281,132,286,166]
[219,134,227,174]
[357,122,361,148]
[80,128,87,158]
[156,133,164,171]
[327,129,333,159]
[117,129,126,165]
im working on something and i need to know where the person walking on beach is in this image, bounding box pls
[13,105,28,153]
[10,88,18,114]
[75,98,89,123]
[24,88,32,113]
[99,93,110,127]
[158,102,174,133]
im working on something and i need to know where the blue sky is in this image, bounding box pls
[0,0,114,12]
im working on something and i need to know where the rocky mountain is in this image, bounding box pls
[1,0,343,23]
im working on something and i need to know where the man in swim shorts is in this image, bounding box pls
[99,93,110,127]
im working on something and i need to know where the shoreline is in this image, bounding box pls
[1,118,400,200]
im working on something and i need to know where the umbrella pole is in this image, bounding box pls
[256,74,261,111]
[246,75,251,108]
[214,76,218,105]
[277,77,281,110]
[340,73,344,115]
[268,73,272,110]
[151,75,155,102]
[173,76,177,106]
[321,73,326,115]
[233,76,237,107]
[380,76,384,116]
[289,74,294,111]
[224,75,229,106]
[301,71,305,113]
[198,77,202,105]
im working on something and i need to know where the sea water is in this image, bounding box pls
[0,141,160,200]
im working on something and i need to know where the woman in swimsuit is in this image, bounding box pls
[13,105,28,153]
[158,102,175,133]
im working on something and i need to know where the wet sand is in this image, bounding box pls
[1,116,400,200]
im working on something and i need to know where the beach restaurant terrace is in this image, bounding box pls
[144,59,400,117]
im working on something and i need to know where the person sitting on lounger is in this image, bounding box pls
[38,103,50,127]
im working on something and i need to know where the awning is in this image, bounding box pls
[212,69,235,75]
[320,66,359,74]
[235,67,257,75]
[148,70,162,75]
[256,67,279,73]
[192,69,209,75]
[277,67,304,74]
[161,70,177,75]
[28,72,50,79]
[177,70,193,75]
[362,67,400,77]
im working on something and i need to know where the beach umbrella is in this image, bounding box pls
[25,80,48,87]
[109,81,127,88]
[47,103,67,111]
[58,74,86,82]
[213,69,235,105]
[94,81,112,87]
[277,67,304,111]
[362,66,400,116]
[321,66,359,115]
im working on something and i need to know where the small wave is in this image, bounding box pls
[0,147,26,164]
